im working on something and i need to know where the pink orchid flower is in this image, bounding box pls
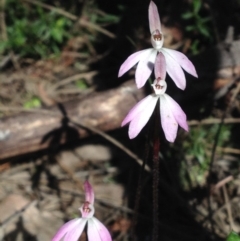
[52,181,112,241]
[121,52,188,142]
[118,1,197,90]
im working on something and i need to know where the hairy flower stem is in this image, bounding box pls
[152,105,160,241]
[132,127,150,241]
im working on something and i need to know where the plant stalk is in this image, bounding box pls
[152,104,160,241]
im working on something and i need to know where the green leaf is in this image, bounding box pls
[0,41,8,53]
[24,97,41,109]
[186,25,195,31]
[198,26,210,38]
[181,12,194,19]
[97,14,120,24]
[56,18,65,28]
[76,80,88,90]
[190,40,200,55]
[193,0,202,13]
[201,17,211,23]
[51,28,63,43]
[227,232,240,241]
[52,44,60,55]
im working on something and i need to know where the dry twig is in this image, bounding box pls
[222,185,236,232]
[212,176,233,193]
[188,118,240,126]
[0,200,37,229]
[72,119,151,172]
[22,0,116,38]
[50,71,97,91]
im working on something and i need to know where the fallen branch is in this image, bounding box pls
[0,80,145,160]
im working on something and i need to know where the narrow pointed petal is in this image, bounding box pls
[64,219,87,241]
[161,50,186,90]
[154,52,166,80]
[162,48,198,77]
[129,95,158,139]
[135,49,157,88]
[122,95,156,127]
[52,219,79,241]
[84,181,94,204]
[87,218,102,241]
[90,217,112,241]
[149,1,161,33]
[118,49,150,77]
[164,94,188,131]
[160,95,178,142]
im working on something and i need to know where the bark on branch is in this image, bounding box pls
[0,80,145,160]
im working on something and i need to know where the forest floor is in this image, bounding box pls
[1,0,240,240]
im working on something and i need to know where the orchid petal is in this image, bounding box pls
[64,219,87,241]
[149,1,161,34]
[162,48,198,78]
[52,219,79,241]
[87,218,102,241]
[118,49,150,77]
[90,217,112,241]
[161,50,186,90]
[84,181,94,204]
[122,95,156,127]
[129,95,158,139]
[164,94,188,131]
[159,95,178,142]
[154,52,166,80]
[135,49,157,88]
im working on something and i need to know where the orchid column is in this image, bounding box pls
[118,1,197,240]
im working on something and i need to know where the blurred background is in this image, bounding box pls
[0,0,240,240]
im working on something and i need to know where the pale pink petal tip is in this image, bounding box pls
[51,219,79,241]
[122,95,156,127]
[92,217,112,241]
[64,219,87,241]
[128,96,158,139]
[118,50,147,78]
[149,1,161,34]
[160,98,178,143]
[84,181,94,204]
[121,95,157,138]
[162,50,186,90]
[162,48,198,78]
[135,49,157,88]
[160,94,190,143]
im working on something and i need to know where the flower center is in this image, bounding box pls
[155,84,163,89]
[152,78,167,95]
[83,202,91,213]
[155,77,164,89]
[151,29,164,50]
[153,32,162,41]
